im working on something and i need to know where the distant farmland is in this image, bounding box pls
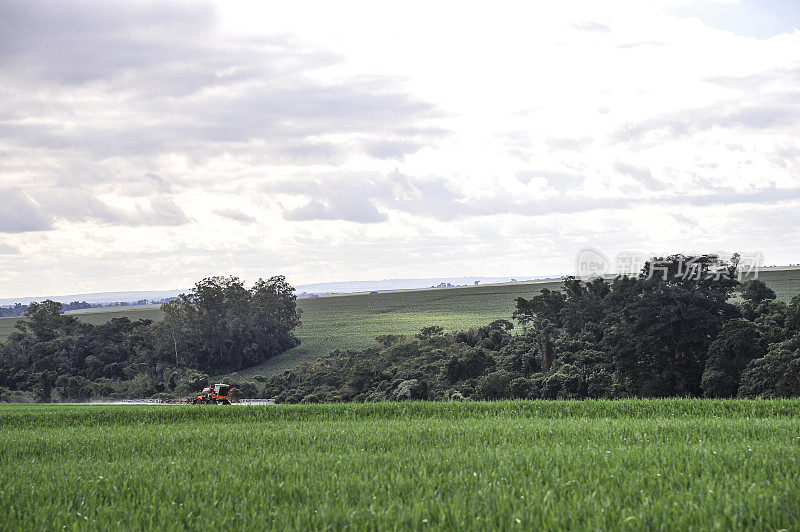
[2,268,798,378]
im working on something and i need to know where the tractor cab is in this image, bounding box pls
[190,383,233,404]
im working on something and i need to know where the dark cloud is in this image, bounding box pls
[277,143,343,164]
[214,208,256,224]
[26,187,191,228]
[34,188,131,225]
[0,0,442,186]
[272,172,461,222]
[670,212,697,226]
[273,172,800,223]
[617,65,800,143]
[0,189,52,232]
[273,175,389,223]
[614,161,665,191]
[616,99,800,143]
[0,0,218,84]
[143,173,172,194]
[141,197,191,226]
[362,140,424,160]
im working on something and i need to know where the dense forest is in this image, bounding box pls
[266,255,800,402]
[0,276,300,402]
[2,255,799,403]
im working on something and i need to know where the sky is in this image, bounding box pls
[1,0,799,298]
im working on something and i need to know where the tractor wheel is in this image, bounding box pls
[221,400,230,405]
[210,399,217,405]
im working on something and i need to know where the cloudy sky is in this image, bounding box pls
[1,0,799,297]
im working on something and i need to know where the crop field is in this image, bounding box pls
[0,306,164,340]
[1,399,799,530]
[239,279,565,377]
[2,268,798,378]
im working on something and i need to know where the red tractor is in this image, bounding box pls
[190,383,233,404]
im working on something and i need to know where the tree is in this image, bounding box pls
[156,275,302,372]
[514,288,566,372]
[513,289,565,327]
[609,254,740,396]
[375,334,406,348]
[742,279,777,306]
[740,279,778,320]
[788,294,800,335]
[561,276,610,334]
[160,299,188,366]
[738,337,800,398]
[476,370,515,400]
[17,300,78,341]
[701,319,764,398]
[416,326,444,340]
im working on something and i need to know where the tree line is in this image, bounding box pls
[2,254,799,403]
[265,255,800,402]
[0,276,301,402]
[0,301,95,317]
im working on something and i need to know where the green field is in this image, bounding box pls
[1,400,799,530]
[242,279,566,377]
[0,306,165,341]
[2,268,799,378]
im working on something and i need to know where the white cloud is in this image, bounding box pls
[1,0,799,296]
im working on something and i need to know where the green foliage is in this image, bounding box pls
[2,260,800,403]
[738,336,800,398]
[267,255,800,402]
[609,255,740,397]
[701,319,764,398]
[475,370,516,400]
[416,326,444,340]
[2,268,798,380]
[513,288,565,326]
[0,276,300,401]
[156,275,301,372]
[375,334,407,347]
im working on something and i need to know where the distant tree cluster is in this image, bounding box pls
[266,255,800,403]
[0,276,301,402]
[0,301,94,317]
[159,275,301,372]
[0,303,28,317]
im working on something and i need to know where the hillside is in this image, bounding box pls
[234,278,565,378]
[2,268,799,379]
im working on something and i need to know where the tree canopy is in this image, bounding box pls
[265,255,800,403]
[0,275,301,402]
